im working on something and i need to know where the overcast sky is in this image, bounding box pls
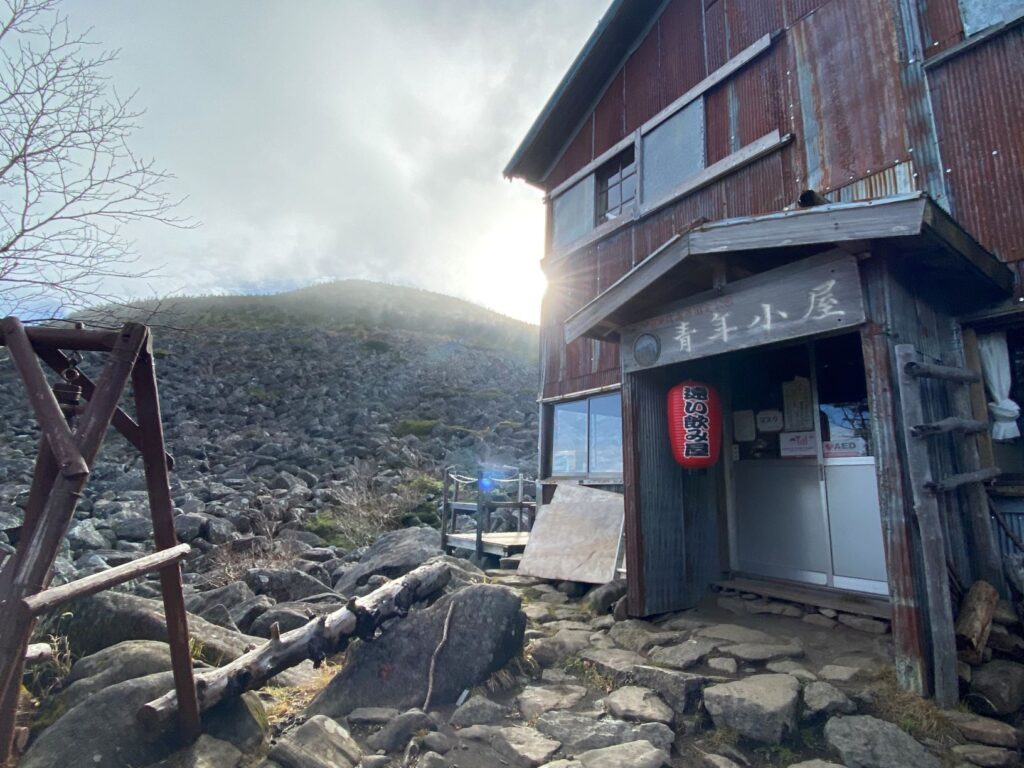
[57,1,608,323]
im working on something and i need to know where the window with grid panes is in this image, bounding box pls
[595,148,637,224]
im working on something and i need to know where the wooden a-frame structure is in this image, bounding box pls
[0,318,199,764]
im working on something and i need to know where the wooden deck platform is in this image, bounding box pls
[445,532,530,557]
[715,577,892,620]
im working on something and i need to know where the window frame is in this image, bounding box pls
[548,391,624,478]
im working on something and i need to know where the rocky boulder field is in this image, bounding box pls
[14,525,1024,768]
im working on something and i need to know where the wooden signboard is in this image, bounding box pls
[621,255,865,373]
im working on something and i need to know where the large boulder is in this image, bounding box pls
[536,711,673,753]
[59,640,175,710]
[332,527,442,595]
[153,735,243,768]
[824,715,939,768]
[970,660,1024,716]
[243,567,334,602]
[20,671,266,768]
[57,590,312,686]
[702,674,800,743]
[576,740,670,768]
[308,584,524,717]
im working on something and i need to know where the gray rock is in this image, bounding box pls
[112,513,152,541]
[703,674,801,743]
[719,641,803,662]
[943,709,1021,748]
[174,512,208,542]
[950,744,1019,767]
[419,752,449,768]
[450,695,507,727]
[60,640,173,709]
[530,629,591,668]
[695,624,774,644]
[230,595,276,633]
[578,648,647,681]
[609,620,682,653]
[627,665,706,714]
[970,660,1024,716]
[244,567,333,602]
[21,671,265,768]
[421,732,452,754]
[802,681,855,719]
[603,686,673,724]
[837,614,889,635]
[347,707,399,726]
[494,726,561,767]
[199,602,240,632]
[824,714,939,768]
[333,527,442,595]
[309,584,524,717]
[268,714,362,768]
[535,711,673,753]
[185,581,256,616]
[366,708,433,753]
[68,519,109,550]
[152,735,243,768]
[587,580,627,615]
[648,638,719,670]
[517,684,588,720]
[249,601,342,637]
[576,740,669,768]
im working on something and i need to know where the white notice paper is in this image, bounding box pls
[783,376,814,432]
[733,410,756,442]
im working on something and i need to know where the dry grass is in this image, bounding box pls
[198,543,295,589]
[261,660,341,729]
[867,672,963,745]
[305,466,431,549]
[562,655,617,694]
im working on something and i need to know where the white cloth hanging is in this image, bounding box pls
[978,331,1021,441]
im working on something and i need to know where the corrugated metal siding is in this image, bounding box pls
[735,52,782,146]
[721,150,788,217]
[824,160,918,202]
[703,0,731,71]
[704,85,732,164]
[789,0,911,194]
[626,24,662,133]
[919,0,964,56]
[728,0,785,50]
[785,0,831,25]
[992,498,1024,559]
[928,25,1024,263]
[594,70,627,157]
[545,117,593,189]
[660,0,707,103]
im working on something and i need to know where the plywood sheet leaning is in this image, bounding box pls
[517,483,624,584]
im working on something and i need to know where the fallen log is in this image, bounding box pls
[956,580,999,664]
[139,560,451,728]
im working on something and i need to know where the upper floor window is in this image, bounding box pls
[596,148,637,224]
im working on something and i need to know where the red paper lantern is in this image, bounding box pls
[667,380,721,469]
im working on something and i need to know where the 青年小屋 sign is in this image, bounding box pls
[621,255,865,372]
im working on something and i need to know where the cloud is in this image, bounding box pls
[60,0,608,322]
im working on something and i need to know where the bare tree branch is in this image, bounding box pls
[0,0,191,317]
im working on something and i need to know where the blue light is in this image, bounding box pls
[479,477,495,491]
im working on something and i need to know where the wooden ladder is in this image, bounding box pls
[894,343,1002,707]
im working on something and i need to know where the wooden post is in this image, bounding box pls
[441,468,451,550]
[132,349,201,745]
[516,473,524,532]
[896,344,959,707]
[475,471,484,561]
[621,371,646,616]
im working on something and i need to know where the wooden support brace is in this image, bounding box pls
[1,317,88,478]
[24,544,190,615]
[910,418,987,438]
[905,360,981,384]
[927,467,1002,494]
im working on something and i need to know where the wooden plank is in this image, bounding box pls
[905,360,982,384]
[895,344,959,707]
[859,257,928,696]
[926,467,1002,494]
[910,417,987,437]
[961,327,996,471]
[24,544,190,614]
[621,255,865,373]
[518,484,624,584]
[622,372,647,615]
[716,578,892,620]
[446,533,530,557]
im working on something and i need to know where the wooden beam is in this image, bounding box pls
[0,326,119,352]
[961,327,996,470]
[910,417,987,437]
[905,360,982,384]
[926,467,1002,494]
[24,544,190,615]
[896,344,959,707]
[922,200,1014,296]
[621,372,646,617]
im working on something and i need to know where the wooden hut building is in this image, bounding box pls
[505,0,1024,703]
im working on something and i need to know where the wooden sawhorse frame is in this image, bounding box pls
[0,318,199,764]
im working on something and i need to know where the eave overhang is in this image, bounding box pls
[564,194,1014,344]
[504,0,664,186]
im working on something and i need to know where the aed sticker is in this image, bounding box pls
[823,438,868,458]
[779,431,817,457]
